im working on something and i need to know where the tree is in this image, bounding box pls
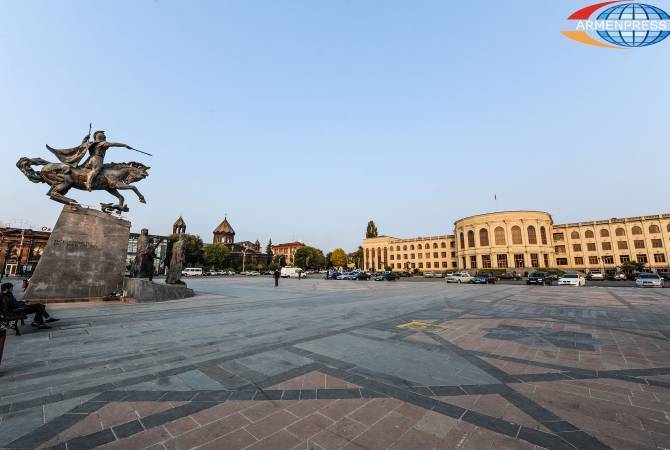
[330,248,347,267]
[167,233,204,267]
[352,246,364,269]
[325,252,333,269]
[203,243,230,269]
[620,260,645,276]
[272,254,286,268]
[294,246,326,270]
[366,220,378,238]
[266,239,273,257]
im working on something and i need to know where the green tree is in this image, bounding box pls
[167,233,204,267]
[620,260,645,276]
[330,248,347,267]
[325,252,333,268]
[203,243,230,269]
[366,220,378,238]
[266,239,273,256]
[294,246,326,270]
[272,254,286,268]
[353,246,364,269]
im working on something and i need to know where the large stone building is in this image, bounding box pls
[272,241,305,266]
[0,227,50,277]
[363,210,670,274]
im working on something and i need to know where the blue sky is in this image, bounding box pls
[1,0,668,252]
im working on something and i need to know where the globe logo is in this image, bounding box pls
[561,1,670,48]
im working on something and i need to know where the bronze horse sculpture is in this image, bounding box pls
[17,157,149,213]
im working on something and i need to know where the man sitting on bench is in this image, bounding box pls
[1,283,59,330]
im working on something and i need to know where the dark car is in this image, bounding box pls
[498,272,522,281]
[326,271,341,280]
[545,271,560,282]
[397,271,412,277]
[527,272,552,285]
[374,272,398,281]
[659,272,670,281]
[355,272,370,280]
[473,273,497,284]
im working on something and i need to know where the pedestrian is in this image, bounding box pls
[1,283,59,330]
[273,268,280,287]
[0,293,7,368]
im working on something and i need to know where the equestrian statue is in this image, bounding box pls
[17,126,150,213]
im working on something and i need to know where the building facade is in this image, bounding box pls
[210,217,271,269]
[0,227,50,277]
[363,211,670,274]
[272,242,305,267]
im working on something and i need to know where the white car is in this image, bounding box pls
[181,267,203,277]
[446,272,474,283]
[636,273,664,288]
[434,273,445,278]
[558,273,585,286]
[589,272,605,281]
[423,272,434,278]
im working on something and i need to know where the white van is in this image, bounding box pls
[280,267,306,278]
[182,267,203,277]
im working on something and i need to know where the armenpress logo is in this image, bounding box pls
[562,1,670,48]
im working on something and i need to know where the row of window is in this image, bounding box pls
[555,239,667,253]
[392,261,455,270]
[390,252,452,260]
[465,253,550,269]
[556,254,667,266]
[459,225,549,248]
[554,224,669,241]
[388,242,453,251]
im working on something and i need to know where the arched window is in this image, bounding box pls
[494,227,506,245]
[570,231,579,239]
[649,225,660,234]
[511,226,522,245]
[600,229,610,237]
[467,230,475,248]
[616,227,626,236]
[418,244,422,249]
[410,245,414,250]
[441,242,446,248]
[632,226,642,235]
[540,226,547,245]
[527,226,537,244]
[459,233,465,248]
[667,223,670,233]
[396,245,400,251]
[479,228,489,246]
[585,230,594,239]
[433,243,438,249]
[403,245,407,251]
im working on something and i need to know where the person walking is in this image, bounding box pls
[273,268,280,287]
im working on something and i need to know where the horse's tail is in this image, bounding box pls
[16,157,49,183]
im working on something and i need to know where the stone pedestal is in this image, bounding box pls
[24,205,130,302]
[123,278,195,302]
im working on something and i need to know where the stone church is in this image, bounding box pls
[212,217,271,269]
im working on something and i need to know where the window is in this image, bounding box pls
[494,227,506,245]
[530,253,539,268]
[649,225,660,234]
[617,241,628,250]
[426,262,431,268]
[452,261,457,268]
[654,253,666,263]
[540,227,548,245]
[634,240,645,249]
[615,227,626,236]
[652,239,663,248]
[585,230,594,239]
[555,245,566,253]
[589,256,599,265]
[418,253,422,259]
[543,254,549,267]
[410,245,415,250]
[528,226,537,244]
[433,243,438,249]
[603,255,614,265]
[587,243,596,251]
[482,255,492,268]
[441,242,446,248]
[433,252,438,258]
[573,244,582,252]
[403,254,408,259]
[450,241,455,248]
[620,255,630,264]
[552,232,564,242]
[556,258,568,266]
[667,223,670,233]
[390,255,394,260]
[451,252,455,257]
[467,230,475,248]
[574,257,584,265]
[570,231,580,239]
[514,254,525,268]
[600,229,610,238]
[425,252,430,258]
[396,245,400,251]
[632,226,642,235]
[601,242,612,251]
[418,244,423,250]
[512,226,523,245]
[459,233,464,249]
[637,254,648,264]
[410,254,415,259]
[403,245,407,251]
[479,229,489,246]
[418,263,423,268]
[496,254,508,268]
[442,262,449,268]
[470,256,477,269]
[441,252,447,258]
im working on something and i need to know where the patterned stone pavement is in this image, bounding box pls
[1,278,670,449]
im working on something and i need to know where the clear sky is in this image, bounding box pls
[1,0,668,253]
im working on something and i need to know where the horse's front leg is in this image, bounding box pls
[114,183,146,204]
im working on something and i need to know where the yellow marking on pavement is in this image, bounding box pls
[397,320,448,331]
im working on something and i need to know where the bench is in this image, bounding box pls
[0,310,28,336]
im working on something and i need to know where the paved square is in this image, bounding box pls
[1,278,670,449]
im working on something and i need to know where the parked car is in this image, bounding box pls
[280,267,306,278]
[354,272,370,280]
[587,272,605,281]
[498,272,522,281]
[635,273,665,288]
[473,273,496,284]
[658,272,670,281]
[182,267,203,277]
[423,272,434,278]
[558,273,586,286]
[446,272,474,283]
[607,272,627,281]
[397,271,412,277]
[337,272,357,280]
[545,272,560,282]
[374,272,399,281]
[205,270,225,276]
[527,272,552,285]
[433,273,445,278]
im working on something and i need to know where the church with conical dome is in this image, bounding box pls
[210,216,270,269]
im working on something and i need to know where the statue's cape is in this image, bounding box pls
[46,143,89,166]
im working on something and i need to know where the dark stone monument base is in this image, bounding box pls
[24,206,130,303]
[123,278,195,302]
